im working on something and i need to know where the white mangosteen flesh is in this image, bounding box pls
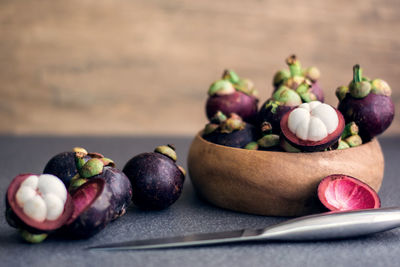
[288,101,339,142]
[15,174,67,222]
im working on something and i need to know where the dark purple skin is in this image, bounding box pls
[258,100,294,134]
[203,124,259,148]
[94,167,132,220]
[122,153,185,210]
[338,93,394,141]
[206,91,259,124]
[63,179,114,239]
[310,82,324,102]
[43,152,77,188]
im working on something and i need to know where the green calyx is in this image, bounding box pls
[220,114,245,133]
[234,78,257,96]
[273,69,291,87]
[344,135,362,147]
[350,64,371,98]
[371,79,392,96]
[257,134,280,148]
[296,82,316,103]
[203,123,219,135]
[265,99,281,114]
[281,139,301,153]
[244,142,259,150]
[284,76,305,90]
[286,54,302,77]
[336,86,349,101]
[208,80,235,96]
[341,122,359,139]
[222,69,240,84]
[19,230,48,243]
[69,177,88,192]
[273,86,302,106]
[210,111,227,124]
[155,144,177,162]
[80,158,104,178]
[337,140,350,150]
[304,66,320,81]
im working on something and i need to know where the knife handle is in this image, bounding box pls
[259,207,400,241]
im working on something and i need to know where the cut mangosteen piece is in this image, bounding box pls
[5,174,74,240]
[122,145,185,210]
[280,101,345,152]
[318,174,381,211]
[93,167,132,220]
[63,178,114,238]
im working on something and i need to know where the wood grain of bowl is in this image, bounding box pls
[187,132,384,216]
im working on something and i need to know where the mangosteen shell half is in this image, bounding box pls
[5,173,74,234]
[93,167,132,220]
[206,91,259,124]
[280,108,345,152]
[43,152,78,188]
[123,152,185,210]
[318,174,381,211]
[203,124,259,148]
[338,93,394,141]
[62,178,114,239]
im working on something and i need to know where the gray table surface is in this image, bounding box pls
[0,136,399,267]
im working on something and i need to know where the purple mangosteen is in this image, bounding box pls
[206,70,259,124]
[337,65,395,141]
[203,113,259,148]
[122,145,186,210]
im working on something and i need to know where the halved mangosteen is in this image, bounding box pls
[62,178,114,239]
[280,101,345,152]
[5,174,74,242]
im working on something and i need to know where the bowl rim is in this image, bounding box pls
[195,130,377,156]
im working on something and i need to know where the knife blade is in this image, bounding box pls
[88,207,400,251]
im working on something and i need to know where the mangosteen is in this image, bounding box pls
[280,101,345,152]
[337,64,394,141]
[5,174,74,243]
[273,55,324,102]
[206,69,259,124]
[62,178,114,238]
[318,174,381,211]
[203,113,259,148]
[45,147,132,220]
[122,145,186,210]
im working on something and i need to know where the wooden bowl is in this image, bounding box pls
[187,132,384,216]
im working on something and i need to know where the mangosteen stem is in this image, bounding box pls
[353,64,362,83]
[286,55,302,77]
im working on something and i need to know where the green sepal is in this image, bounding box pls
[19,230,48,244]
[155,145,177,162]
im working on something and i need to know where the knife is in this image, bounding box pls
[88,207,400,251]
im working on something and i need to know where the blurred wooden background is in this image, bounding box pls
[0,0,399,136]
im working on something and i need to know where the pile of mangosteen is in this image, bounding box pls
[202,55,394,211]
[5,145,185,243]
